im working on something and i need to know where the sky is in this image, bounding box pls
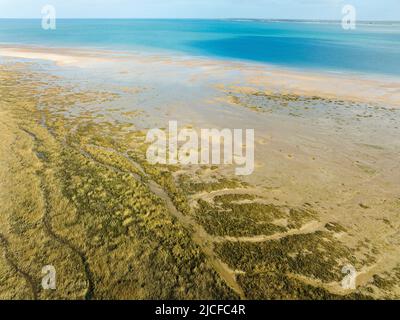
[0,0,399,20]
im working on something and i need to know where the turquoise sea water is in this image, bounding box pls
[0,19,400,76]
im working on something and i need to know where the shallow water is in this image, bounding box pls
[1,19,400,76]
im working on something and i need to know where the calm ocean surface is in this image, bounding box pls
[1,19,400,76]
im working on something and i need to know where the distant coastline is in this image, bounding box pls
[1,18,400,23]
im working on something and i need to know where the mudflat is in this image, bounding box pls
[0,47,399,299]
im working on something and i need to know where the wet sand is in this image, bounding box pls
[1,46,400,299]
[1,44,400,106]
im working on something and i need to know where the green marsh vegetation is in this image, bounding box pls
[0,63,397,300]
[194,193,317,237]
[224,89,393,125]
[0,65,236,299]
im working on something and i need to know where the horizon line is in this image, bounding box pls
[0,18,399,22]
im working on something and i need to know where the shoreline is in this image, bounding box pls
[2,42,400,81]
[1,44,400,107]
